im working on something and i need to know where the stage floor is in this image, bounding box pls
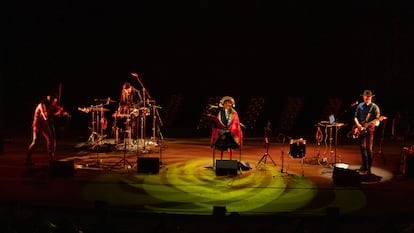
[1,133,414,232]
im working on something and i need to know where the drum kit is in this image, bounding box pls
[78,97,162,153]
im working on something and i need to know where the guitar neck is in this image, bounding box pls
[364,116,386,127]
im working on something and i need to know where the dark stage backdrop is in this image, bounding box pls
[3,1,414,138]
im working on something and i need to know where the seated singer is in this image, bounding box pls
[210,96,243,160]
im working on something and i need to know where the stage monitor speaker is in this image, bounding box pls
[50,160,75,177]
[215,160,238,176]
[332,166,360,186]
[137,157,160,174]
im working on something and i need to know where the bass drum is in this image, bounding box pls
[289,138,306,158]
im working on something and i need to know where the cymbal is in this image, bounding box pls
[77,107,90,113]
[78,106,110,113]
[90,107,110,112]
[94,98,117,103]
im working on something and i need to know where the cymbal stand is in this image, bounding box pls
[99,105,106,138]
[256,127,277,170]
[151,104,158,142]
[88,107,98,143]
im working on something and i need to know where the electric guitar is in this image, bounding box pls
[352,116,387,139]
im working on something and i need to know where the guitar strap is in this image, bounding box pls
[365,103,375,123]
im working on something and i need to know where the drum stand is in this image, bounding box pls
[88,105,107,145]
[88,108,98,143]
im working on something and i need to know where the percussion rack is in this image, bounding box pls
[77,104,111,145]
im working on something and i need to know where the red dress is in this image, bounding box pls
[210,109,243,151]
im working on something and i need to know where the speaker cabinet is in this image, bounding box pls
[137,157,160,174]
[215,160,238,176]
[50,160,75,177]
[332,166,360,186]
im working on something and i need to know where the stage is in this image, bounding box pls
[1,133,414,232]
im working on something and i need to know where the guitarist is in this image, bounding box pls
[354,89,381,175]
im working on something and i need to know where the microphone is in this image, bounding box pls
[209,104,219,109]
[350,101,358,107]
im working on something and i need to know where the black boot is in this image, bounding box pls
[367,153,373,175]
[359,147,367,172]
[25,149,34,166]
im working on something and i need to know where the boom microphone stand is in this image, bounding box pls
[277,133,291,174]
[131,72,152,153]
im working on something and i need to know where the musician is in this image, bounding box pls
[26,93,67,165]
[118,82,143,112]
[354,89,381,175]
[115,82,143,140]
[210,96,243,160]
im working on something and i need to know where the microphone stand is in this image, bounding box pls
[132,73,152,154]
[278,133,291,174]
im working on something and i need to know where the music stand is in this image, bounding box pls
[257,126,277,169]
